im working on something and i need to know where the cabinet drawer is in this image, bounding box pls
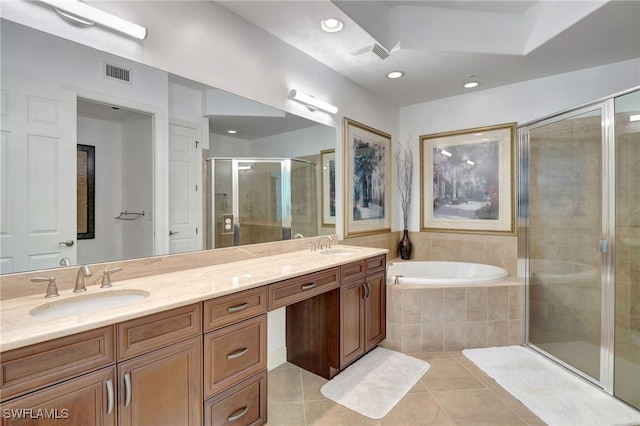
[117,303,201,360]
[341,260,365,284]
[269,268,339,310]
[204,286,268,332]
[0,326,115,402]
[366,255,386,273]
[204,315,267,398]
[204,370,266,426]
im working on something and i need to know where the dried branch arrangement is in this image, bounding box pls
[395,138,414,230]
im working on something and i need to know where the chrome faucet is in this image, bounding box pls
[31,277,59,298]
[59,257,71,267]
[319,236,333,250]
[74,265,92,293]
[101,267,123,288]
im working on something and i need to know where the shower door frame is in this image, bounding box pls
[210,157,293,247]
[518,99,617,395]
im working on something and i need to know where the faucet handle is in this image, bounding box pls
[101,267,123,288]
[31,276,59,298]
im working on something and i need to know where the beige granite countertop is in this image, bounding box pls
[0,245,387,352]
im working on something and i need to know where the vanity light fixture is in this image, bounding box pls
[37,0,148,40]
[321,18,344,33]
[387,71,405,79]
[440,149,452,157]
[289,89,338,114]
[630,114,640,122]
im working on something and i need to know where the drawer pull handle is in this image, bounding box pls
[227,302,249,313]
[227,406,249,422]
[227,347,249,360]
[124,373,132,407]
[301,283,316,291]
[106,379,114,415]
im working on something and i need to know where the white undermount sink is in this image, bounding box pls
[29,289,150,319]
[318,248,360,256]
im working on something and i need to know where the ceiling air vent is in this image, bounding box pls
[105,63,131,83]
[350,43,390,64]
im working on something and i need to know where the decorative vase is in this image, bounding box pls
[398,229,412,260]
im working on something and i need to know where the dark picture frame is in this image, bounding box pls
[77,144,95,239]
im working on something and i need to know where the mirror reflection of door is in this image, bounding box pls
[169,121,203,254]
[0,77,77,273]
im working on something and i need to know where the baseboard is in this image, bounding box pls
[268,345,287,371]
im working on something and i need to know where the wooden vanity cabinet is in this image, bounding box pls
[1,367,117,426]
[339,255,386,369]
[116,303,203,426]
[203,288,268,426]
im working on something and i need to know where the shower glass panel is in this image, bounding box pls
[614,90,640,410]
[527,107,604,383]
[237,160,287,245]
[210,158,318,248]
[291,159,318,239]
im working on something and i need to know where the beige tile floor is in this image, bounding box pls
[267,351,547,426]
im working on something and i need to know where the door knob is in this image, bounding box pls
[58,239,75,247]
[169,230,179,236]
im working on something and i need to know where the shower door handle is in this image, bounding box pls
[599,240,607,253]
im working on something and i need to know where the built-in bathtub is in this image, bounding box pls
[386,261,509,285]
[384,261,524,353]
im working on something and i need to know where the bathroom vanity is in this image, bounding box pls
[0,247,387,426]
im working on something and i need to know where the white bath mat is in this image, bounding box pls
[320,347,430,419]
[463,346,640,426]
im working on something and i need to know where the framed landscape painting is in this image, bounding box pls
[343,118,391,237]
[420,123,516,235]
[321,149,336,227]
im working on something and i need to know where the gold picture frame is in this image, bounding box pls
[343,118,392,237]
[420,123,516,235]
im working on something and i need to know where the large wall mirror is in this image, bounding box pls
[0,19,335,275]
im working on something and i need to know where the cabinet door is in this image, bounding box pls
[365,271,386,351]
[117,337,202,426]
[340,280,365,368]
[1,367,116,426]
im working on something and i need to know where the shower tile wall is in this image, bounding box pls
[528,115,603,353]
[615,112,640,408]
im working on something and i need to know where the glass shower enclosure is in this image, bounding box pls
[209,158,317,248]
[519,88,639,409]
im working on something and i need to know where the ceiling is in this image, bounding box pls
[217,0,640,107]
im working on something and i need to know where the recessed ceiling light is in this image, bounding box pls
[387,71,405,79]
[321,18,344,33]
[464,81,480,89]
[227,130,237,134]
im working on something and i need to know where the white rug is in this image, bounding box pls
[463,346,640,426]
[320,347,430,419]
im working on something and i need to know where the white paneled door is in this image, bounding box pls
[168,121,202,254]
[0,77,77,273]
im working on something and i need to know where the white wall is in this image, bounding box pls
[399,59,640,232]
[121,116,154,260]
[251,125,335,158]
[77,116,123,264]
